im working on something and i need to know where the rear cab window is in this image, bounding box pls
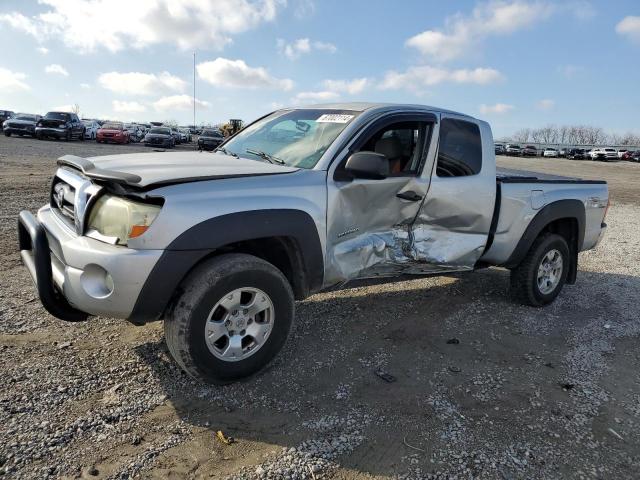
[436,118,482,177]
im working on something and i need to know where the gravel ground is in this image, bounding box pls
[1,136,639,479]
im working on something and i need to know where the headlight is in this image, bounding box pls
[87,194,162,245]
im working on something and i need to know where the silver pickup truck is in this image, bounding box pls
[18,103,609,383]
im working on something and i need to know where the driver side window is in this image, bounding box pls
[355,121,428,176]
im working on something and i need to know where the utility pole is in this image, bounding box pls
[193,51,196,129]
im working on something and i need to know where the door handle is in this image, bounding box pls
[396,190,423,201]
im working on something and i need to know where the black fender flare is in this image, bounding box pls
[503,200,585,282]
[128,209,324,324]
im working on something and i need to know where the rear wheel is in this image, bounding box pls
[164,253,295,384]
[510,233,569,307]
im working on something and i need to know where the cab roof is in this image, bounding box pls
[287,102,474,119]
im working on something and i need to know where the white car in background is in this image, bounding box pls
[617,149,629,159]
[589,148,618,161]
[543,148,559,157]
[82,119,99,140]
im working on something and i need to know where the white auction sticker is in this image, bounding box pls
[316,114,354,123]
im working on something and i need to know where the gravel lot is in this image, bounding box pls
[1,136,639,479]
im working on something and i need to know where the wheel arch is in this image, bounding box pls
[503,199,585,284]
[128,209,324,324]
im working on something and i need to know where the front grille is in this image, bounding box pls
[51,178,77,228]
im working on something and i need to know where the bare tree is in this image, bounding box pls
[72,103,80,116]
[511,128,531,143]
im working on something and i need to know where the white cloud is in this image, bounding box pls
[292,91,340,103]
[152,94,210,112]
[558,64,584,79]
[52,104,75,112]
[616,16,640,43]
[536,99,555,110]
[277,38,337,60]
[0,67,30,92]
[379,66,503,91]
[37,46,49,55]
[479,103,514,114]
[45,64,69,76]
[112,100,146,113]
[80,83,91,89]
[0,12,40,36]
[406,1,561,62]
[197,58,294,90]
[98,71,187,96]
[322,78,369,95]
[0,0,284,53]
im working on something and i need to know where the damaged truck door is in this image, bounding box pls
[326,111,496,283]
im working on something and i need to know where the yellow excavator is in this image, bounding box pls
[219,119,243,137]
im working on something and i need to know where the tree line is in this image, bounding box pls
[502,125,640,147]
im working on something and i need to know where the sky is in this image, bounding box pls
[0,0,639,138]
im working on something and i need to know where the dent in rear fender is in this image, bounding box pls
[128,209,324,323]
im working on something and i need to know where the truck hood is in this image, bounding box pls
[57,151,299,189]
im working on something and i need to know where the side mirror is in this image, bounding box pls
[344,151,389,180]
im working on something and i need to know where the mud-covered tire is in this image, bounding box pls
[164,253,295,384]
[510,233,570,307]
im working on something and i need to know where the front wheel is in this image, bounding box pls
[510,233,569,307]
[164,253,295,384]
[3,131,10,137]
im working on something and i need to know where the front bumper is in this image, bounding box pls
[4,125,35,135]
[18,205,163,321]
[145,139,172,147]
[36,127,67,138]
[98,135,126,143]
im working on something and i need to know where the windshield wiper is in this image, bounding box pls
[245,148,285,165]
[215,147,239,158]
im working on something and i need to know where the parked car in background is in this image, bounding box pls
[617,149,629,159]
[170,128,182,145]
[566,148,587,160]
[124,124,143,143]
[505,144,521,156]
[0,109,15,127]
[543,148,558,158]
[494,143,505,154]
[522,145,538,157]
[36,112,85,141]
[559,148,568,157]
[144,127,175,148]
[179,128,192,143]
[3,113,41,137]
[197,129,225,151]
[589,148,618,161]
[97,122,130,144]
[82,119,99,140]
[630,150,640,162]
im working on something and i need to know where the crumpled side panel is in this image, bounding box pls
[326,223,482,284]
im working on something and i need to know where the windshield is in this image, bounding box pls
[202,129,221,137]
[45,112,69,120]
[16,115,36,121]
[149,128,170,135]
[222,109,359,168]
[102,122,123,130]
